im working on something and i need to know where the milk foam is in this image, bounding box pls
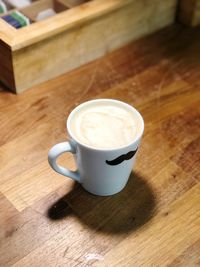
[70,102,141,149]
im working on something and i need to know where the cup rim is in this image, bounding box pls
[67,98,144,151]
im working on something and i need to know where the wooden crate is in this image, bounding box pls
[0,0,178,93]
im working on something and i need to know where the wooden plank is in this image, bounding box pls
[0,193,18,235]
[0,161,71,211]
[94,183,200,267]
[0,192,73,267]
[168,240,200,266]
[178,0,200,26]
[9,178,200,267]
[0,19,17,44]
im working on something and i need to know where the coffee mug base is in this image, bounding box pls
[81,183,127,196]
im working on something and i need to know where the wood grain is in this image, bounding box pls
[0,41,16,90]
[94,183,200,267]
[0,24,200,267]
[178,0,200,26]
[0,19,17,44]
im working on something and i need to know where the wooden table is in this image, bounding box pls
[0,24,200,267]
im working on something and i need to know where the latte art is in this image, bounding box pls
[70,101,141,149]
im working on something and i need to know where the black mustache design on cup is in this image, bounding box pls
[106,149,138,166]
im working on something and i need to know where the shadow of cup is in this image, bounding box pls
[47,172,156,234]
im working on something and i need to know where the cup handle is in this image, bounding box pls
[48,142,81,183]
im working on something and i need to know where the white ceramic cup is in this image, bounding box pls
[48,99,144,196]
